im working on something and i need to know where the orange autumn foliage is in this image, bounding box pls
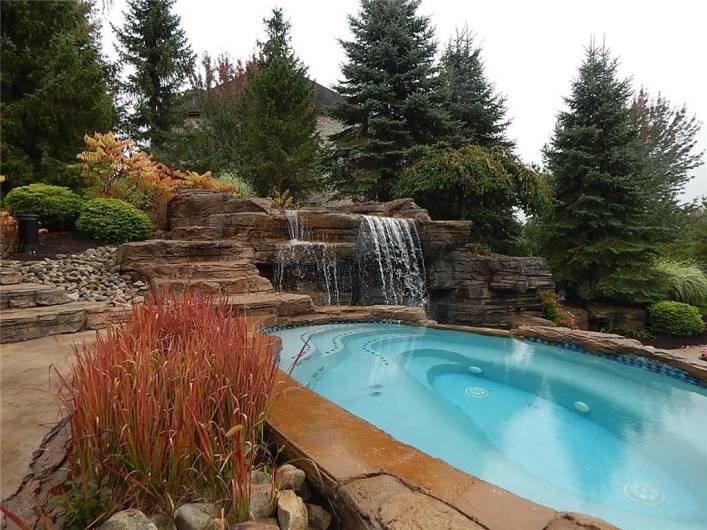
[77,132,233,222]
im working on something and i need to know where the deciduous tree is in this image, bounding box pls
[631,88,704,236]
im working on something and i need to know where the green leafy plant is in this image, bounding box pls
[648,301,705,336]
[652,258,707,306]
[217,172,257,198]
[47,476,114,530]
[3,184,83,230]
[75,198,152,244]
[270,189,296,209]
[625,328,654,340]
[539,290,577,328]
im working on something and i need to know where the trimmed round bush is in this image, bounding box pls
[3,183,83,230]
[648,301,705,336]
[76,198,152,244]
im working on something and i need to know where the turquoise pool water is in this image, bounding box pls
[273,323,707,530]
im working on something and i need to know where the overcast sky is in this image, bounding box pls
[101,0,706,202]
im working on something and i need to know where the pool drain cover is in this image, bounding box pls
[623,481,664,506]
[465,386,488,398]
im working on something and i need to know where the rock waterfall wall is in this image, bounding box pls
[118,191,554,327]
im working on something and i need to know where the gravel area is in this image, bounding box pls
[4,247,147,306]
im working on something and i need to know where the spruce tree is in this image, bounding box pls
[332,0,453,200]
[440,27,512,147]
[1,0,115,190]
[543,43,659,304]
[114,0,195,149]
[237,9,319,197]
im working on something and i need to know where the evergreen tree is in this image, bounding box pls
[440,27,512,147]
[543,43,659,304]
[237,9,319,197]
[114,0,195,150]
[1,0,115,190]
[331,0,453,200]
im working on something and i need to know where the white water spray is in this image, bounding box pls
[357,215,428,307]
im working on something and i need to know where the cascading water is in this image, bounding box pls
[356,215,428,307]
[275,210,341,305]
[276,210,428,308]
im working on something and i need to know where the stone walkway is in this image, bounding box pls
[0,330,99,501]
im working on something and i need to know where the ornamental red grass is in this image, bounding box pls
[56,289,279,520]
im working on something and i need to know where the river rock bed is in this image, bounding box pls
[4,246,148,306]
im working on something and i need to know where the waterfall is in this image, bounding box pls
[285,209,304,241]
[276,210,428,308]
[276,210,341,305]
[356,215,428,307]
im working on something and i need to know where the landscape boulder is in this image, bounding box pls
[98,509,158,530]
[174,503,218,530]
[277,490,308,530]
[306,503,332,530]
[276,464,306,492]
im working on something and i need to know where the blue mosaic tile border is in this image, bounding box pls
[523,336,705,388]
[262,321,705,389]
[260,319,404,335]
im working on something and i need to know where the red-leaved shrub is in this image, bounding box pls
[57,290,279,521]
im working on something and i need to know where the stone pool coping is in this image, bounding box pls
[268,370,622,530]
[261,308,624,530]
[512,325,707,385]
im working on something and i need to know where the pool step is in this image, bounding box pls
[0,282,72,309]
[0,302,129,343]
[153,275,274,295]
[137,260,257,279]
[225,292,314,317]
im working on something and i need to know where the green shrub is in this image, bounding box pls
[395,145,549,252]
[652,259,707,306]
[3,183,83,230]
[76,198,152,244]
[216,172,257,198]
[648,301,705,336]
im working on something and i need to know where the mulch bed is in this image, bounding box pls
[641,330,707,350]
[7,230,101,261]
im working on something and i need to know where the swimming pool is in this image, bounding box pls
[272,322,707,530]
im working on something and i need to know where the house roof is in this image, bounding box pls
[184,80,342,117]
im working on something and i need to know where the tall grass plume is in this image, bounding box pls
[56,289,280,522]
